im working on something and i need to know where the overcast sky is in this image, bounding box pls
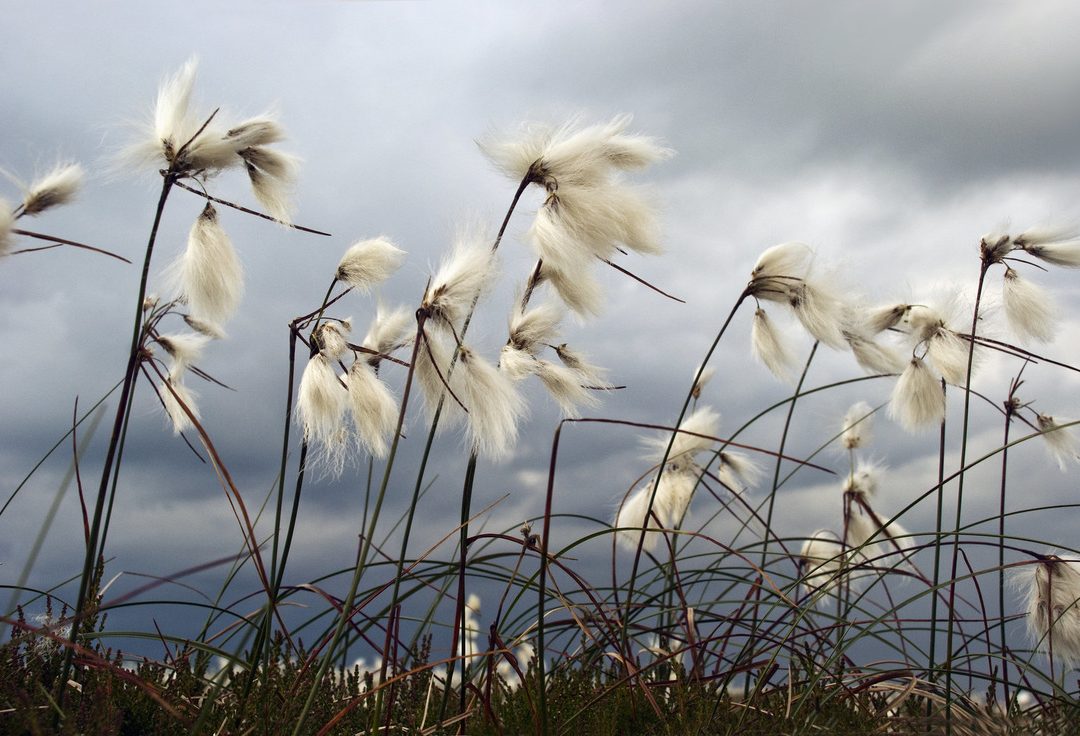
[3,1,1080,660]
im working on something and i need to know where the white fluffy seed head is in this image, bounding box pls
[336,237,407,292]
[888,358,945,431]
[21,163,84,216]
[479,115,671,186]
[314,320,351,360]
[415,331,462,426]
[423,228,497,327]
[799,529,844,603]
[534,359,598,417]
[842,461,881,496]
[540,181,663,260]
[718,451,762,491]
[0,200,13,256]
[614,482,669,553]
[1003,268,1057,343]
[152,57,199,166]
[499,345,538,381]
[691,363,716,400]
[296,354,348,473]
[1037,414,1080,471]
[840,401,874,450]
[169,204,243,326]
[846,507,881,557]
[509,301,562,352]
[183,315,226,339]
[980,231,1015,264]
[866,303,911,334]
[226,116,286,148]
[1017,556,1080,667]
[456,345,526,460]
[751,307,798,383]
[362,303,413,362]
[1015,226,1080,268]
[751,241,813,280]
[538,258,604,318]
[656,470,698,527]
[240,147,298,224]
[160,377,200,436]
[787,279,849,349]
[907,305,972,385]
[346,360,398,459]
[156,332,209,374]
[553,344,610,388]
[846,332,905,375]
[645,406,720,467]
[925,326,972,386]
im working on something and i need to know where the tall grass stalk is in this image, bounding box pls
[944,260,991,725]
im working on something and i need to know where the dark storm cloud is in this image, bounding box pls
[3,1,1080,653]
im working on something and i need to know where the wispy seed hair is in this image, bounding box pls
[346,360,398,459]
[160,376,200,436]
[455,345,526,460]
[0,200,13,256]
[509,301,562,352]
[295,354,348,473]
[157,332,209,374]
[534,359,598,417]
[336,237,407,292]
[1016,556,1080,666]
[1003,267,1057,343]
[362,303,414,361]
[751,307,798,383]
[614,481,669,553]
[888,358,945,431]
[21,162,84,216]
[169,204,243,327]
[840,401,874,450]
[1037,414,1080,471]
[423,227,497,327]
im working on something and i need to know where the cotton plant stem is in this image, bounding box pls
[455,454,479,731]
[944,262,990,725]
[927,380,947,705]
[62,172,176,694]
[997,410,1013,706]
[291,315,426,736]
[744,340,817,698]
[377,173,531,709]
[619,292,747,703]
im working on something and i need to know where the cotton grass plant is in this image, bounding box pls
[7,56,1080,736]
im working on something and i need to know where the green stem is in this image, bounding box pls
[944,261,990,727]
[61,172,176,694]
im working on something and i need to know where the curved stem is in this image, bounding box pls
[61,172,176,694]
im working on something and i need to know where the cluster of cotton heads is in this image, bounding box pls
[1,161,85,257]
[746,242,904,385]
[415,120,662,460]
[798,403,912,604]
[479,115,671,317]
[131,57,297,223]
[742,235,1080,435]
[135,60,302,436]
[295,243,412,474]
[614,404,759,553]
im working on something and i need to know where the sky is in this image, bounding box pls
[3,0,1080,663]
